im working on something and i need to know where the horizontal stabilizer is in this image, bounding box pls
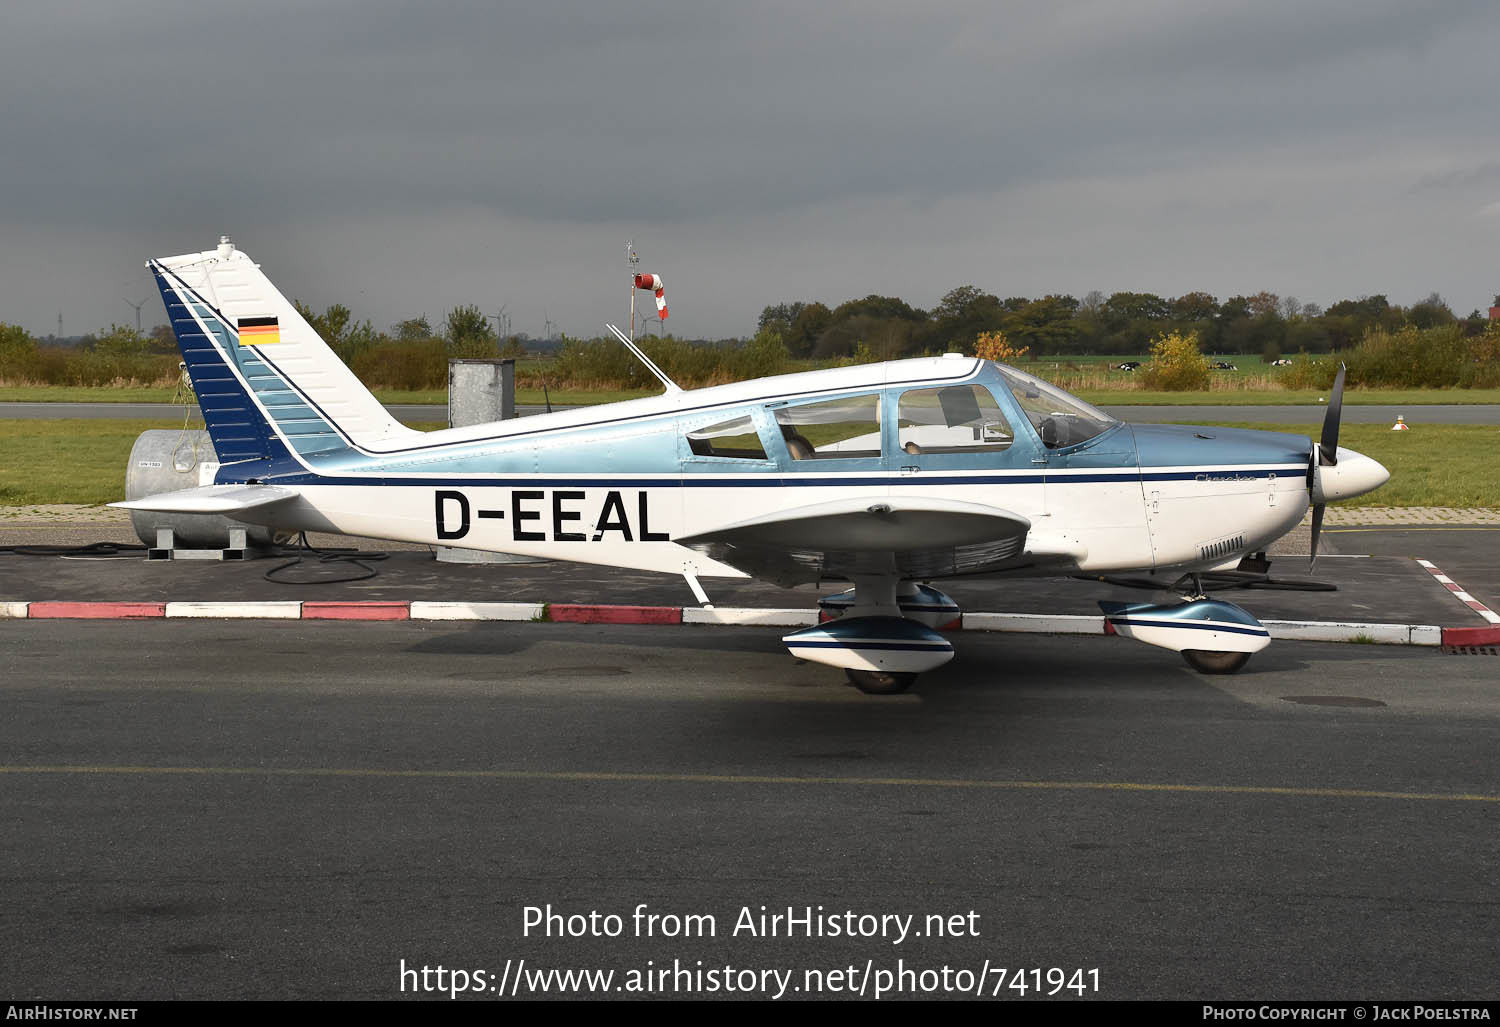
[111,484,301,517]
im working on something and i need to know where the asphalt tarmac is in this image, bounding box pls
[3,521,1497,1001]
[1,621,1496,1001]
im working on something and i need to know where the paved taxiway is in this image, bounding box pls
[2,619,1496,1000]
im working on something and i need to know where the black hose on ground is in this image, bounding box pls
[262,533,390,584]
[0,542,148,557]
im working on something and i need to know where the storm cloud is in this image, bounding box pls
[3,0,1498,340]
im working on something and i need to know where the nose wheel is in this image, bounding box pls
[845,669,917,694]
[1181,649,1251,674]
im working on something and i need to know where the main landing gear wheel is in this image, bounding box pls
[845,669,917,695]
[1182,650,1251,674]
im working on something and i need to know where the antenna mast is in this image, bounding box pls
[605,323,680,393]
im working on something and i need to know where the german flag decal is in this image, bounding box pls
[237,315,281,346]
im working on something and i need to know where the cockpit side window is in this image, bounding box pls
[685,415,768,460]
[772,394,883,460]
[896,385,1014,455]
[993,364,1117,449]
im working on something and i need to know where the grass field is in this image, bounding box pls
[3,418,1494,508]
[1,419,183,507]
[1176,422,1500,508]
[1031,353,1276,371]
[1076,388,1500,406]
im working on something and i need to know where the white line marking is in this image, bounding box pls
[1414,558,1500,624]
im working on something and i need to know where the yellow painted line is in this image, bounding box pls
[0,765,1495,803]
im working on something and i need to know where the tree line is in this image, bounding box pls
[756,288,1500,361]
[5,286,1497,393]
[0,303,528,391]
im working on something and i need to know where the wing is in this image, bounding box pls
[676,496,1086,586]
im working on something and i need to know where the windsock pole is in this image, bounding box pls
[626,242,669,341]
[627,241,639,344]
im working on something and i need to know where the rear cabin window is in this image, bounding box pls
[686,415,768,460]
[773,395,883,460]
[897,385,1014,455]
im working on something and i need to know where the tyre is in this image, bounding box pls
[1182,649,1250,674]
[845,669,917,694]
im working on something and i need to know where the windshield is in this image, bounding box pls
[993,364,1117,449]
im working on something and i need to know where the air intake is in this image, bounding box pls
[1199,534,1246,562]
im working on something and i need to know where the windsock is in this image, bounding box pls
[635,273,668,320]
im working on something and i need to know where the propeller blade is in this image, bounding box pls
[1308,503,1326,571]
[1318,364,1346,465]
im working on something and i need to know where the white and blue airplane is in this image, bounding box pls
[118,238,1390,693]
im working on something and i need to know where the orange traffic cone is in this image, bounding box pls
[1391,415,1409,431]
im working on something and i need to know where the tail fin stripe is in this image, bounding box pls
[157,281,291,466]
[213,328,354,455]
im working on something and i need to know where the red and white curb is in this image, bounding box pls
[1415,559,1500,646]
[0,599,1460,646]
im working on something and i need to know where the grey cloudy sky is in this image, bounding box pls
[3,0,1499,341]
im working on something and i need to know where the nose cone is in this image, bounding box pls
[1312,447,1390,504]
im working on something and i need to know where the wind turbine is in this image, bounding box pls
[124,297,149,333]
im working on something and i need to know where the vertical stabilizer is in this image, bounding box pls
[151,238,418,465]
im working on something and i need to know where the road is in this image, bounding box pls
[2,621,1495,1000]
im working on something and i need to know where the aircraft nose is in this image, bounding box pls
[1311,447,1390,504]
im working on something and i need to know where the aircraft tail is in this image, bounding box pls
[150,237,418,467]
